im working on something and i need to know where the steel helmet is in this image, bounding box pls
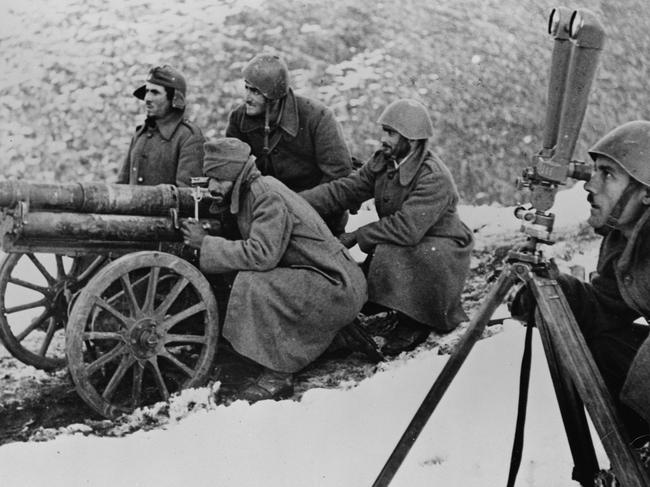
[377,98,434,140]
[133,65,187,110]
[242,54,290,100]
[588,121,650,186]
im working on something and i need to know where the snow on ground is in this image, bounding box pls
[0,321,608,487]
[0,184,613,486]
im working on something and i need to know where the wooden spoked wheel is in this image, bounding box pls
[65,251,220,418]
[0,253,105,370]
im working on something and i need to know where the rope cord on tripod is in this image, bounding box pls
[506,317,535,487]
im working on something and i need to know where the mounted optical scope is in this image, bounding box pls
[515,8,605,245]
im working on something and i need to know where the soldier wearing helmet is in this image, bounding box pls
[512,121,650,445]
[225,53,353,235]
[302,98,474,356]
[117,65,205,187]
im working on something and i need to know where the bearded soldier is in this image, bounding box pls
[511,121,650,467]
[226,53,352,235]
[301,98,474,356]
[118,65,204,187]
[180,138,367,402]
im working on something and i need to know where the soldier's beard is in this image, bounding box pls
[209,199,229,214]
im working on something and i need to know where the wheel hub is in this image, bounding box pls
[129,319,163,359]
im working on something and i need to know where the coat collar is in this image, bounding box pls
[369,142,429,186]
[618,206,650,271]
[138,110,185,140]
[238,88,299,138]
[230,156,260,214]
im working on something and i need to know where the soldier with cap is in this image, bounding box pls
[301,98,474,356]
[511,121,650,458]
[118,65,205,187]
[180,137,367,402]
[225,53,353,235]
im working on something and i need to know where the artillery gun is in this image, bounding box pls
[0,181,225,418]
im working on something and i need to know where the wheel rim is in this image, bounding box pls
[65,251,219,418]
[0,253,105,370]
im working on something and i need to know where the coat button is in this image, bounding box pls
[137,177,144,183]
[383,196,389,202]
[387,172,394,180]
[272,148,279,154]
[623,275,632,284]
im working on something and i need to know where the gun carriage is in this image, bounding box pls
[0,180,224,418]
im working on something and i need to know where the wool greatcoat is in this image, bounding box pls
[198,159,367,373]
[554,207,650,434]
[117,110,204,187]
[301,146,474,332]
[225,88,352,234]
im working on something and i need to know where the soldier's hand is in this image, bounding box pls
[508,284,536,323]
[180,219,207,250]
[338,231,358,249]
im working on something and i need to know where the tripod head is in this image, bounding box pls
[515,8,605,248]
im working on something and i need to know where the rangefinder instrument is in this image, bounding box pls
[374,8,650,487]
[515,7,604,246]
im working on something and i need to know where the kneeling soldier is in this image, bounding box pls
[181,137,367,402]
[301,98,474,356]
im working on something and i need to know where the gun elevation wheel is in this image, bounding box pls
[0,252,105,370]
[65,251,220,418]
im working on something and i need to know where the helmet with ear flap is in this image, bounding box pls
[242,54,290,100]
[133,65,187,110]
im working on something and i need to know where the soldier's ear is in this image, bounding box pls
[642,186,650,206]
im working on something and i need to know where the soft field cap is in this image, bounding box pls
[203,138,252,181]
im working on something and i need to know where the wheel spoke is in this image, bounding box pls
[165,333,207,345]
[37,317,58,356]
[7,277,49,294]
[142,267,160,314]
[155,277,189,318]
[15,311,50,341]
[161,302,207,332]
[75,256,106,283]
[86,343,127,375]
[119,273,141,317]
[149,357,170,400]
[55,255,66,279]
[101,353,136,401]
[105,274,148,305]
[5,298,47,314]
[93,296,131,328]
[131,362,144,407]
[159,349,195,377]
[27,254,56,285]
[82,330,123,341]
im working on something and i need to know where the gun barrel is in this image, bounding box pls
[20,212,180,241]
[0,181,205,217]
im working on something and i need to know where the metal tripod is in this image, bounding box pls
[372,244,650,486]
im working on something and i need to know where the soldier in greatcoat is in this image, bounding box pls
[226,53,353,235]
[180,137,367,402]
[511,121,650,460]
[301,99,474,356]
[118,65,204,187]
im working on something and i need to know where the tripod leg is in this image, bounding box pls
[372,266,520,487]
[530,275,650,487]
[536,308,599,486]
